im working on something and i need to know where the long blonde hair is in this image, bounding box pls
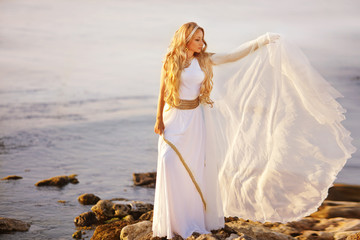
[163,22,214,108]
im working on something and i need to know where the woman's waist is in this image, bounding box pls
[175,96,200,110]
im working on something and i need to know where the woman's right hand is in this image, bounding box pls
[154,119,165,135]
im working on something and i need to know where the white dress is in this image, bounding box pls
[152,33,356,239]
[152,57,209,239]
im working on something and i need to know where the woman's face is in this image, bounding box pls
[187,29,204,53]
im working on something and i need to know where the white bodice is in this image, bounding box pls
[179,58,205,100]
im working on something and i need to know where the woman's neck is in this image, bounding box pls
[186,51,194,59]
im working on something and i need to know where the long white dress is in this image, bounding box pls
[152,33,356,239]
[152,57,210,239]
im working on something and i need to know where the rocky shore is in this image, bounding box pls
[1,173,360,239]
[76,197,360,240]
[73,173,360,240]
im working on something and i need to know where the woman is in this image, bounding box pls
[152,22,356,239]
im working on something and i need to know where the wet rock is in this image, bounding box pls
[310,201,360,219]
[72,230,82,239]
[74,211,98,227]
[91,220,129,240]
[120,220,152,240]
[133,172,156,188]
[1,175,22,180]
[326,184,360,202]
[91,200,131,222]
[69,174,79,184]
[0,217,31,233]
[35,174,79,187]
[78,193,101,205]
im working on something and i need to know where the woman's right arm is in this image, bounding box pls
[154,67,166,135]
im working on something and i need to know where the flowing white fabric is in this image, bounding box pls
[203,33,356,227]
[152,33,356,238]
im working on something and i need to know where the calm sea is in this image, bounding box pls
[0,0,359,239]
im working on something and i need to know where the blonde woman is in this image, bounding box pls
[153,22,355,239]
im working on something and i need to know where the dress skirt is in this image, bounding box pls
[152,103,210,239]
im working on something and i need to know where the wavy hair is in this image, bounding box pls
[162,22,214,108]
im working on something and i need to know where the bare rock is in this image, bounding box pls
[0,217,31,233]
[133,172,156,188]
[226,220,295,240]
[91,200,131,222]
[311,201,360,219]
[120,221,152,240]
[74,211,98,227]
[35,174,79,187]
[78,193,101,205]
[91,220,129,240]
[1,175,22,180]
[326,184,360,202]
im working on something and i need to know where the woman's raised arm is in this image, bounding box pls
[210,32,280,65]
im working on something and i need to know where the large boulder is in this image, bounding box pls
[0,217,31,233]
[78,193,101,205]
[120,221,152,240]
[35,174,79,187]
[133,172,156,188]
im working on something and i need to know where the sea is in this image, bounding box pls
[0,0,359,239]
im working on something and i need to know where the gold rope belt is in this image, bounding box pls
[175,97,200,110]
[162,135,207,211]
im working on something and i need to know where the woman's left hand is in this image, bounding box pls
[256,32,281,46]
